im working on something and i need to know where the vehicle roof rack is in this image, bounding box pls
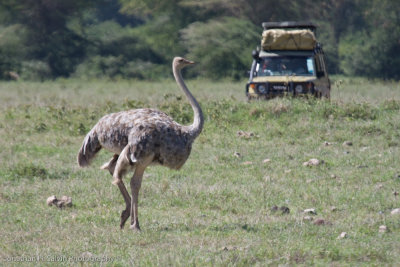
[262,21,317,34]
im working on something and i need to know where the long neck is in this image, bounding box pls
[173,65,204,139]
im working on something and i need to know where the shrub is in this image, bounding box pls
[20,61,52,81]
[181,17,259,80]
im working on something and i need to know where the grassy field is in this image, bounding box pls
[1,77,400,266]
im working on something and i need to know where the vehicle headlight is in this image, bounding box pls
[258,84,267,94]
[295,84,303,93]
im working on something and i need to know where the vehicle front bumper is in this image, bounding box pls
[246,80,317,99]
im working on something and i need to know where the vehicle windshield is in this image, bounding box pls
[256,56,315,76]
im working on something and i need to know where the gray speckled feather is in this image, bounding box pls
[78,108,194,170]
[99,108,193,169]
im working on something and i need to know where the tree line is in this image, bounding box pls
[0,0,399,80]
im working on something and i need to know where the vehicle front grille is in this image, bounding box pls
[269,83,288,92]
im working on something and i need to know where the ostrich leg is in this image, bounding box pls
[117,181,131,229]
[111,147,135,228]
[129,165,146,231]
[100,154,132,228]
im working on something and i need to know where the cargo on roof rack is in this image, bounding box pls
[262,21,317,34]
[261,29,316,51]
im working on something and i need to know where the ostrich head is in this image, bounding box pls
[173,57,195,70]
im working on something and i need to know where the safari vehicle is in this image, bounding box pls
[246,21,330,100]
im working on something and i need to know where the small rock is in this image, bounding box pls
[330,206,337,212]
[337,232,347,239]
[284,169,291,173]
[262,158,271,163]
[242,161,253,165]
[47,195,72,208]
[330,174,337,179]
[313,219,325,225]
[270,205,279,213]
[280,206,290,214]
[343,141,353,146]
[303,158,323,167]
[303,216,314,221]
[233,152,241,158]
[237,130,256,139]
[220,246,247,251]
[46,195,57,206]
[324,141,332,146]
[379,225,388,233]
[391,208,400,215]
[394,191,399,196]
[304,208,317,215]
[58,195,72,207]
[220,246,236,251]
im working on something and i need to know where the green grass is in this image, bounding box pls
[1,77,400,266]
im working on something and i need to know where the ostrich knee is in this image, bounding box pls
[100,154,119,176]
[112,147,130,185]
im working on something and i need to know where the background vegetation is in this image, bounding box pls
[0,0,399,80]
[1,78,400,265]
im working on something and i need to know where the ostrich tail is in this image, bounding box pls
[77,130,101,167]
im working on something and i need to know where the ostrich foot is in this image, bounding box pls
[120,209,130,229]
[129,223,141,232]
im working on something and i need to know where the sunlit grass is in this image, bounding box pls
[0,77,400,265]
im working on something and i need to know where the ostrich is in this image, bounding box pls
[77,57,203,231]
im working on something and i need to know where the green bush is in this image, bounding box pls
[74,56,168,80]
[338,1,400,80]
[20,60,52,81]
[0,25,29,78]
[73,21,168,79]
[181,17,259,80]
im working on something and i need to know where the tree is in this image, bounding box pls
[339,0,400,79]
[181,17,259,79]
[0,0,99,78]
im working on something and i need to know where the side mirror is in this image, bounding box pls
[252,50,259,60]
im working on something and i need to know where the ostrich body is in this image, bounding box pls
[77,57,203,230]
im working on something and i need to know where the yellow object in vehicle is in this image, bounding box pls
[261,29,316,51]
